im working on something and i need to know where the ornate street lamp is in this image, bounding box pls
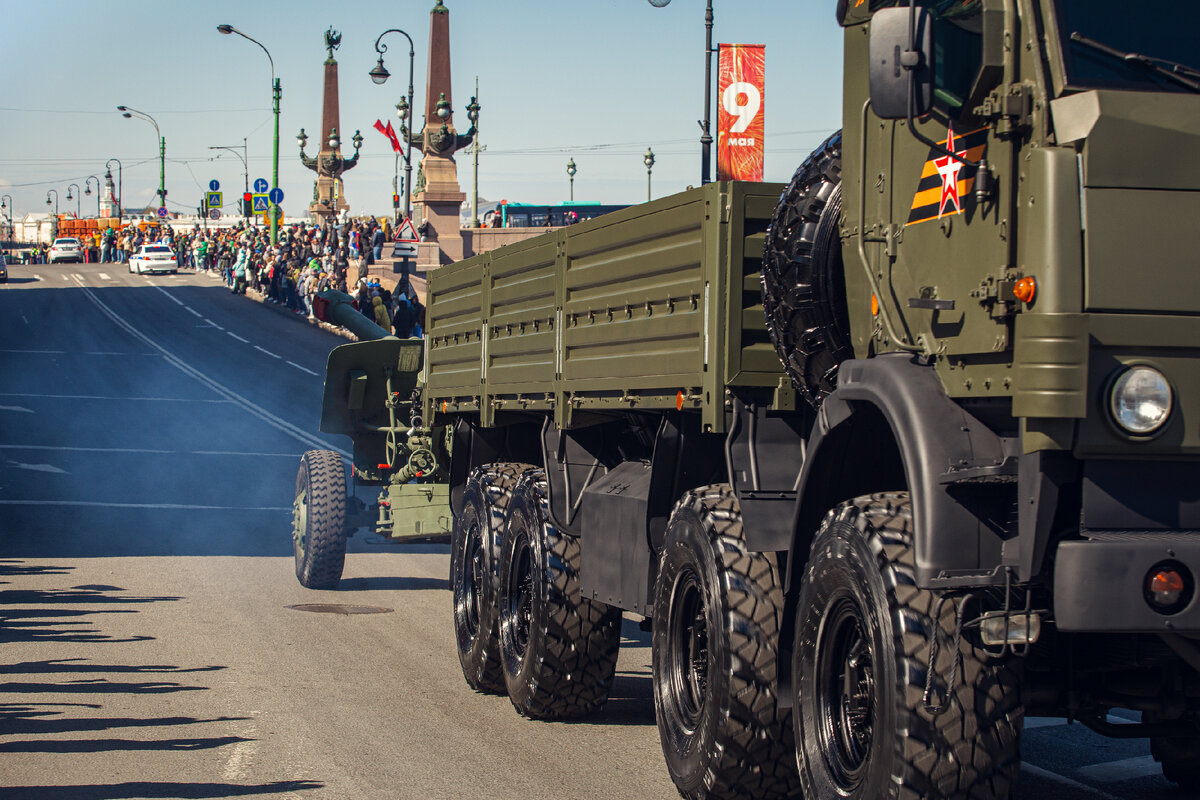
[84,176,101,218]
[117,105,167,210]
[46,189,59,239]
[106,158,122,218]
[644,148,656,202]
[1,194,14,249]
[217,24,282,245]
[66,183,81,218]
[467,89,482,227]
[370,27,417,222]
[566,158,577,202]
[648,0,715,185]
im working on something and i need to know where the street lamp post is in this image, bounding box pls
[209,141,250,221]
[45,189,59,241]
[644,148,656,202]
[66,184,81,218]
[117,105,167,211]
[106,158,122,218]
[369,27,416,223]
[467,86,482,228]
[567,158,577,202]
[84,176,101,218]
[648,0,715,185]
[1,195,14,250]
[217,24,281,246]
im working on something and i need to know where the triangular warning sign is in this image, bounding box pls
[395,217,418,241]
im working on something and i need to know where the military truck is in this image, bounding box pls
[293,1,1200,797]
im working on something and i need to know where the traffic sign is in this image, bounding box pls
[208,209,220,220]
[396,218,418,241]
[206,191,222,210]
[208,179,220,192]
[392,240,418,259]
[268,187,284,205]
[253,178,268,193]
[252,193,269,213]
[157,207,168,218]
[270,205,283,220]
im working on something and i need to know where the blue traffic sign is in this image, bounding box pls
[252,194,269,213]
[157,206,168,218]
[268,187,284,205]
[208,179,220,192]
[253,178,269,193]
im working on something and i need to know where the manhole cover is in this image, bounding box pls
[286,603,394,615]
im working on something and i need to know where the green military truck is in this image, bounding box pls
[293,1,1200,797]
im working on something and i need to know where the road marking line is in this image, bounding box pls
[0,406,35,414]
[72,276,347,457]
[1019,763,1122,800]
[221,727,259,781]
[287,361,318,376]
[1077,756,1161,784]
[185,307,203,318]
[254,345,281,359]
[0,392,230,403]
[204,318,225,331]
[6,460,68,474]
[73,273,83,280]
[0,500,292,511]
[227,332,250,343]
[98,272,111,280]
[32,275,40,281]
[21,315,29,324]
[154,285,186,306]
[0,444,301,457]
[0,349,67,354]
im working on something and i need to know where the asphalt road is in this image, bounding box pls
[0,260,1185,799]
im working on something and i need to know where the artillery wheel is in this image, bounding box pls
[450,462,535,694]
[793,493,1023,799]
[652,484,800,800]
[761,131,853,407]
[498,470,621,719]
[293,449,348,590]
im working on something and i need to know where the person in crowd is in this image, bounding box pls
[372,293,391,331]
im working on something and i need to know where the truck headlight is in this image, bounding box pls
[1109,366,1172,436]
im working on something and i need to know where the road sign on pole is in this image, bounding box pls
[209,209,221,220]
[253,178,269,193]
[208,179,220,192]
[252,194,269,213]
[268,187,284,205]
[157,207,168,218]
[206,191,222,210]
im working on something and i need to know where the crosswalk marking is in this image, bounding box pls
[98,272,111,280]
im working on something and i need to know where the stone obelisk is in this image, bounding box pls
[410,1,475,266]
[300,28,361,223]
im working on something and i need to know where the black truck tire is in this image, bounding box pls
[761,131,853,407]
[652,484,801,800]
[293,450,349,590]
[793,492,1023,800]
[450,462,534,694]
[498,470,621,719]
[1152,734,1200,789]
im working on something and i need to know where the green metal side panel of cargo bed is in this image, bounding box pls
[424,181,786,432]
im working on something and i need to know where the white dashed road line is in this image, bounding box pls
[98,272,111,280]
[185,306,203,318]
[227,332,250,343]
[154,285,186,305]
[287,361,318,376]
[254,345,281,359]
[204,318,225,331]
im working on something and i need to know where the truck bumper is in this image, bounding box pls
[1054,533,1200,631]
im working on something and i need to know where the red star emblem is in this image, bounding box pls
[933,125,968,219]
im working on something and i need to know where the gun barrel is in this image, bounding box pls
[313,289,396,341]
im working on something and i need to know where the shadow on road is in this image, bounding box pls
[337,575,449,591]
[0,781,324,799]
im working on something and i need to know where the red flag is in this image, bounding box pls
[373,119,403,154]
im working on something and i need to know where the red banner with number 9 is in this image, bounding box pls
[717,43,765,181]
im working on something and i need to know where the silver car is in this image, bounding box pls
[48,237,83,264]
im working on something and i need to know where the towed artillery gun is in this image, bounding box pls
[291,290,450,590]
[293,1,1200,797]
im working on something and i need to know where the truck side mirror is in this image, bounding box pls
[869,6,934,120]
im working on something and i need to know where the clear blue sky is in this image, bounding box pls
[0,0,844,221]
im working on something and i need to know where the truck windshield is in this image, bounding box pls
[1054,0,1200,93]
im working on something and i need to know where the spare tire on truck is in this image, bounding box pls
[761,131,854,407]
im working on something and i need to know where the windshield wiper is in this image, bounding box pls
[1070,31,1200,93]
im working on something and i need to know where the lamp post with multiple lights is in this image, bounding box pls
[644,148,656,201]
[369,27,417,223]
[45,189,59,240]
[117,105,166,211]
[466,88,482,228]
[210,141,250,222]
[106,158,122,219]
[567,158,577,202]
[217,24,281,245]
[648,0,715,185]
[1,195,14,249]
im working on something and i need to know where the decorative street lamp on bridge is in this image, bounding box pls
[66,183,81,218]
[566,158,577,202]
[84,176,101,218]
[369,27,417,223]
[117,105,167,211]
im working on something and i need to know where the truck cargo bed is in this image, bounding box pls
[425,181,786,432]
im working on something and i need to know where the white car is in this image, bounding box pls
[48,237,83,264]
[129,244,178,275]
